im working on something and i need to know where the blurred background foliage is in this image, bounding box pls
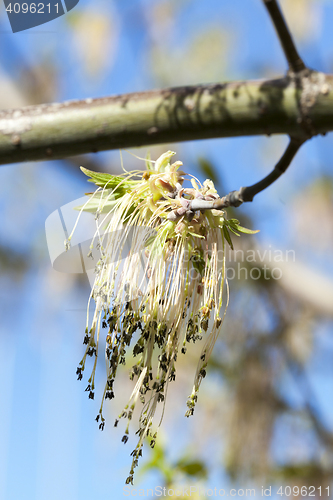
[0,0,333,499]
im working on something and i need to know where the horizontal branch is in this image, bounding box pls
[0,71,333,165]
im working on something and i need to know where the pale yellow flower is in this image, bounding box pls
[67,151,257,484]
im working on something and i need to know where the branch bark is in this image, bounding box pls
[1,71,333,166]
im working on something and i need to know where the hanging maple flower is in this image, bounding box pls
[66,151,258,484]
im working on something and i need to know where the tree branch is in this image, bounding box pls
[283,350,333,449]
[0,72,332,166]
[189,137,304,210]
[263,0,306,73]
[240,137,303,201]
[227,137,303,204]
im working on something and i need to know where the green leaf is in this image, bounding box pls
[223,225,234,249]
[81,167,113,186]
[233,224,259,235]
[227,218,259,235]
[80,167,135,194]
[227,226,240,237]
[227,218,240,226]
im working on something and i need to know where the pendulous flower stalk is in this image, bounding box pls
[67,150,258,484]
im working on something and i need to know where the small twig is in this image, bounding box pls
[188,137,304,212]
[229,137,304,204]
[262,0,306,73]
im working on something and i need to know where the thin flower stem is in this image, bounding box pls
[188,137,305,211]
[238,137,304,202]
[73,150,276,483]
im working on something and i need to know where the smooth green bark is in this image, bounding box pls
[0,71,332,165]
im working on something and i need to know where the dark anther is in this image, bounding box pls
[122,435,129,444]
[200,318,209,332]
[185,408,194,417]
[105,391,114,400]
[89,391,95,400]
[114,419,119,427]
[99,422,105,431]
[186,209,195,222]
[76,367,83,380]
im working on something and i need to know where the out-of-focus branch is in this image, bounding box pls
[263,0,306,73]
[0,64,104,175]
[283,351,333,449]
[274,259,333,318]
[229,242,333,318]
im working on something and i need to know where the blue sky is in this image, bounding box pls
[0,1,333,499]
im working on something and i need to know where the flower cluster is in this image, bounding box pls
[66,151,257,484]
